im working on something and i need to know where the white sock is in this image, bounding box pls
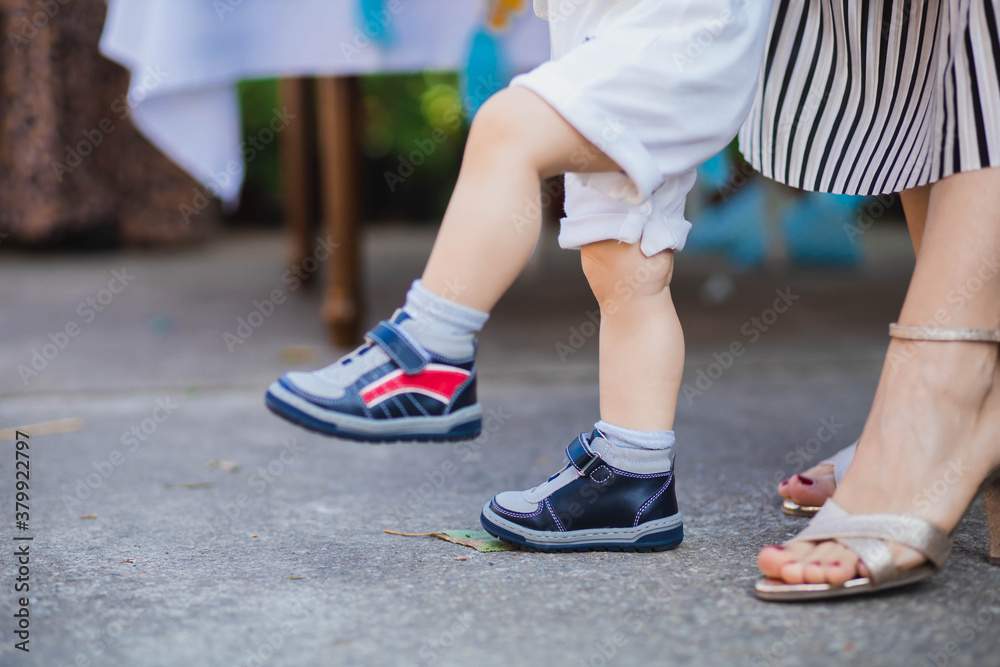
[595,420,675,453]
[398,280,489,359]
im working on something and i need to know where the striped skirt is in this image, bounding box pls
[738,0,1000,195]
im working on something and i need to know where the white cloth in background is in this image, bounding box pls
[100,1,550,205]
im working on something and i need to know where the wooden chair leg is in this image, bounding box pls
[278,78,318,275]
[315,76,363,347]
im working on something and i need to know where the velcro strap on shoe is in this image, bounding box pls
[566,433,602,477]
[365,320,431,374]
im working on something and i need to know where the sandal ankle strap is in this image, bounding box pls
[889,323,1000,343]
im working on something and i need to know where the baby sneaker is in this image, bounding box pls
[481,429,683,551]
[265,310,482,442]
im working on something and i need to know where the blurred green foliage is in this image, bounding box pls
[236,79,282,223]
[235,73,469,226]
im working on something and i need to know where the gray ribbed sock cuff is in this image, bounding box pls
[399,280,489,359]
[403,280,489,334]
[595,420,675,452]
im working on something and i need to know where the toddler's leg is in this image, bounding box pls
[580,241,682,431]
[480,240,684,552]
[266,86,620,442]
[420,87,619,313]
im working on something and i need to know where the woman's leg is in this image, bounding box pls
[581,242,681,431]
[420,87,618,313]
[761,167,1000,585]
[902,184,931,254]
[778,184,933,509]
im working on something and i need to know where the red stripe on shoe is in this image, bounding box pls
[359,364,471,409]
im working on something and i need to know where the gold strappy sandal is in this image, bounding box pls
[782,441,857,517]
[756,323,1000,601]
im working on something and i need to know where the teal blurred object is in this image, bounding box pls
[698,151,733,191]
[149,316,172,335]
[782,193,865,267]
[463,29,507,117]
[685,179,769,269]
[687,150,867,269]
[358,0,394,45]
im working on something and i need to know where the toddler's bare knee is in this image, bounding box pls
[465,90,532,163]
[581,241,674,310]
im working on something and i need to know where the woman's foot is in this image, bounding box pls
[760,330,1000,588]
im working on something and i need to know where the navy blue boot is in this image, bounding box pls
[266,312,481,442]
[481,430,682,551]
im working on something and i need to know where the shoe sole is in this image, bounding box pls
[480,504,683,553]
[754,565,936,601]
[265,382,482,443]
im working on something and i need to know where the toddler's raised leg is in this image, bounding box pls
[421,87,619,312]
[265,86,621,442]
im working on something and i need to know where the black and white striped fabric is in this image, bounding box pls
[739,0,1000,195]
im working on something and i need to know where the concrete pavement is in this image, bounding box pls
[2,224,998,667]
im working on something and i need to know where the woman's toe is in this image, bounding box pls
[758,542,810,578]
[825,560,858,587]
[785,469,836,508]
[778,462,834,501]
[821,544,864,586]
[801,542,841,583]
[778,559,808,584]
[761,542,815,582]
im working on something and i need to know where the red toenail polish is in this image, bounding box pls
[779,478,789,486]
[769,545,785,551]
[796,474,815,486]
[809,561,821,566]
[831,562,841,567]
